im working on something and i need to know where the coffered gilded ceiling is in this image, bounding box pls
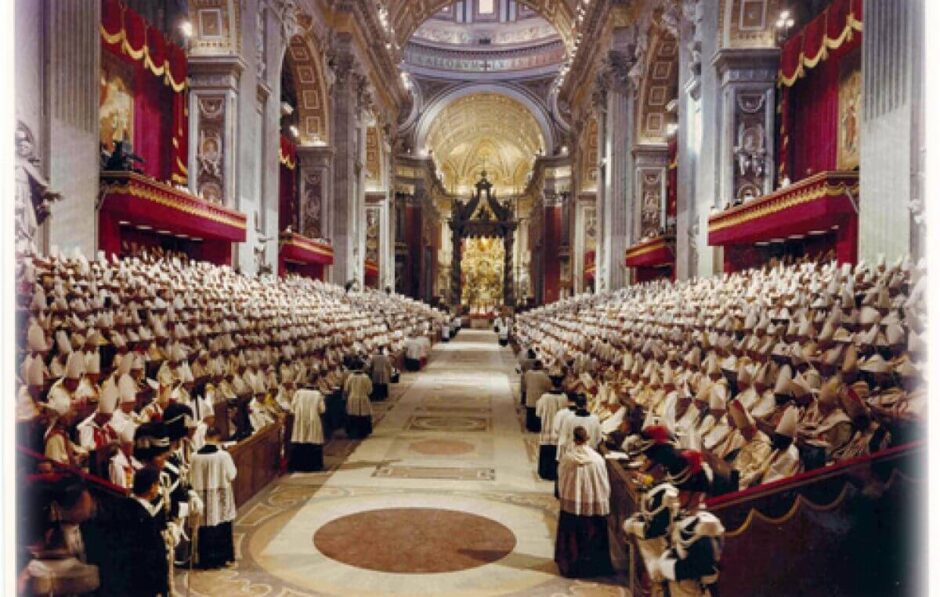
[423,93,545,194]
[637,27,679,145]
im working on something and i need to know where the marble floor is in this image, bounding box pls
[180,329,627,597]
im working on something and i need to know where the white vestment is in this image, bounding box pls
[536,392,568,445]
[291,389,326,445]
[557,444,611,516]
[344,373,373,416]
[190,447,237,527]
[557,412,602,461]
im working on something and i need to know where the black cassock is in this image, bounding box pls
[110,497,170,596]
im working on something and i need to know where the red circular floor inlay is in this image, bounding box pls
[408,439,476,455]
[313,507,517,573]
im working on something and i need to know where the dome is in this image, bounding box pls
[403,1,566,78]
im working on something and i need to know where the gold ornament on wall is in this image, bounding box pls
[837,53,861,171]
[99,55,135,154]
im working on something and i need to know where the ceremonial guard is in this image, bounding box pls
[623,482,681,596]
[114,466,171,596]
[654,509,725,597]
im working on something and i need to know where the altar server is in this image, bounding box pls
[368,347,393,402]
[557,394,602,463]
[523,360,552,432]
[289,387,327,471]
[496,317,510,347]
[344,358,374,439]
[404,336,422,371]
[536,373,569,480]
[190,428,237,569]
[555,426,614,578]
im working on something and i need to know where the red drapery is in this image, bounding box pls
[777,0,862,181]
[100,0,188,185]
[278,135,297,231]
[787,50,841,178]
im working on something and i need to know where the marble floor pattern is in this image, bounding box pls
[180,329,627,597]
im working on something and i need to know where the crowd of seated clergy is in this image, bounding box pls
[515,256,927,497]
[14,246,445,592]
[15,245,444,470]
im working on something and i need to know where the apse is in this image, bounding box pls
[423,92,545,195]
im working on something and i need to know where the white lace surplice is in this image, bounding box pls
[190,448,238,527]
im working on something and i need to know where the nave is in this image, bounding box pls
[181,329,624,597]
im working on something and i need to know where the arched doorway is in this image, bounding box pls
[277,33,332,279]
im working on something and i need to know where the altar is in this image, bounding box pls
[461,236,504,309]
[448,171,517,308]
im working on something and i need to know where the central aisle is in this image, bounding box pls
[183,330,625,597]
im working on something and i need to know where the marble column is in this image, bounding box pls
[675,0,702,280]
[503,231,515,307]
[382,147,396,291]
[558,193,573,298]
[329,34,359,285]
[378,198,392,291]
[572,198,590,295]
[593,84,609,293]
[689,0,721,278]
[514,218,530,303]
[45,0,101,257]
[257,3,283,274]
[296,145,334,240]
[601,44,635,290]
[387,192,400,292]
[450,224,462,306]
[859,0,925,262]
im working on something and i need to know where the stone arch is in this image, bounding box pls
[283,34,330,145]
[635,26,679,145]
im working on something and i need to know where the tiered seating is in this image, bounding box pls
[514,256,926,493]
[14,248,446,593]
[15,247,445,459]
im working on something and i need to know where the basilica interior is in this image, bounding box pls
[10,0,930,595]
